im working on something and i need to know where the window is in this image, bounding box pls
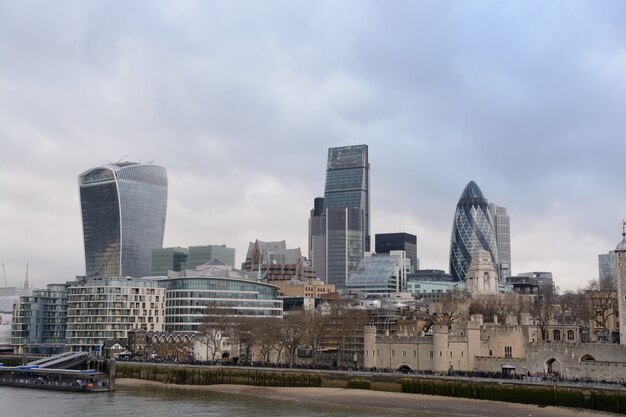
[553,330,561,341]
[504,346,512,358]
[567,330,574,341]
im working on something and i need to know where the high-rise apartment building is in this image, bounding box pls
[78,162,168,278]
[11,284,68,354]
[449,181,498,282]
[375,233,418,272]
[309,145,369,289]
[489,203,512,280]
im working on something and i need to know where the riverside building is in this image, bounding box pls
[162,264,283,333]
[11,284,67,354]
[65,276,165,352]
[78,162,168,278]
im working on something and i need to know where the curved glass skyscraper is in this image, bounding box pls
[449,181,498,282]
[78,162,168,278]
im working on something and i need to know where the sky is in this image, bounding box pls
[1,1,625,291]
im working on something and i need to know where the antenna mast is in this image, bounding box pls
[1,263,7,287]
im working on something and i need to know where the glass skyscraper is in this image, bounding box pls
[489,203,511,280]
[375,233,418,272]
[323,145,370,251]
[78,162,168,278]
[309,145,369,289]
[449,181,498,282]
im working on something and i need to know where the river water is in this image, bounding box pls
[0,384,455,417]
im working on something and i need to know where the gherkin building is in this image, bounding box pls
[449,181,498,282]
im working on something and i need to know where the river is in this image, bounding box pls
[0,384,452,417]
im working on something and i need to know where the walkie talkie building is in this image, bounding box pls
[78,162,168,278]
[449,181,498,282]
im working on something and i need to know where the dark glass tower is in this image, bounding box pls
[375,232,418,271]
[323,145,370,251]
[79,162,168,278]
[449,181,498,282]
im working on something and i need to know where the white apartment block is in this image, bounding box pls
[65,277,165,351]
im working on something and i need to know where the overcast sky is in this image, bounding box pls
[1,1,625,290]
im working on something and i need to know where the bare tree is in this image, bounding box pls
[197,302,234,361]
[303,309,327,366]
[322,302,368,367]
[280,311,307,366]
[531,283,557,341]
[252,318,280,364]
[585,278,617,341]
[435,289,471,323]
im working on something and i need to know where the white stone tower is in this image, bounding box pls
[466,250,498,295]
[615,222,626,345]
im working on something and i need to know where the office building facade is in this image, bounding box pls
[489,203,512,280]
[78,162,168,278]
[347,251,410,296]
[151,247,189,275]
[187,245,236,268]
[375,233,418,272]
[449,181,498,282]
[162,265,283,332]
[309,145,370,289]
[323,145,370,250]
[599,251,618,284]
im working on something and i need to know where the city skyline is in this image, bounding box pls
[1,2,626,290]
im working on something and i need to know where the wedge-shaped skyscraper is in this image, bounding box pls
[79,162,168,278]
[449,181,498,282]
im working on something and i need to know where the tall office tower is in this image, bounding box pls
[489,203,512,280]
[449,181,498,282]
[308,197,325,259]
[375,233,418,272]
[78,162,168,278]
[323,145,370,251]
[599,251,618,284]
[309,145,369,289]
[325,207,364,289]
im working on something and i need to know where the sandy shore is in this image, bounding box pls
[116,378,615,417]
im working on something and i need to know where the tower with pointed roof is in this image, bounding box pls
[614,222,626,344]
[449,181,499,282]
